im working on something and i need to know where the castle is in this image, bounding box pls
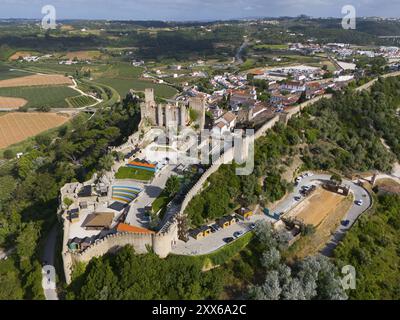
[140,88,206,129]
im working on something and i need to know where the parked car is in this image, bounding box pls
[233,231,244,238]
[250,223,256,230]
[223,237,234,243]
[355,199,363,206]
[294,195,301,201]
[341,220,350,227]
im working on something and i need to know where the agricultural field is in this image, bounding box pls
[0,74,72,88]
[0,64,29,80]
[0,86,79,108]
[94,63,178,99]
[253,44,289,50]
[0,96,27,109]
[67,95,97,108]
[8,51,39,61]
[64,50,103,60]
[0,112,70,149]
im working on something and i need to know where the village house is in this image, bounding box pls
[212,111,237,135]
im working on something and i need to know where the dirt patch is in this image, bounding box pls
[375,178,400,188]
[0,96,28,109]
[65,51,101,60]
[8,51,36,61]
[285,188,346,227]
[285,194,353,260]
[0,112,69,149]
[0,74,73,88]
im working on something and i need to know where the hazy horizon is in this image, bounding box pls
[0,0,400,21]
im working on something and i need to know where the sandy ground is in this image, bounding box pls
[0,112,69,149]
[0,74,73,88]
[286,188,346,227]
[287,196,353,260]
[8,51,35,61]
[0,96,28,109]
[65,50,101,60]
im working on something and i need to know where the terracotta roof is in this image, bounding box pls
[83,212,114,228]
[117,223,155,234]
[250,69,264,75]
[223,111,236,123]
[216,121,227,129]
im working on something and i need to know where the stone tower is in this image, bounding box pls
[140,88,157,125]
[189,95,206,130]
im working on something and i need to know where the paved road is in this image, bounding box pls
[172,173,371,256]
[41,224,59,300]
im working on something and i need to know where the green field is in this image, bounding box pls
[253,44,289,50]
[115,166,155,181]
[97,77,178,99]
[0,64,29,80]
[95,63,178,99]
[67,95,97,108]
[0,85,79,108]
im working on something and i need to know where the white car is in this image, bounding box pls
[295,177,302,183]
[355,199,363,206]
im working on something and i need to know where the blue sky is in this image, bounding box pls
[0,0,399,20]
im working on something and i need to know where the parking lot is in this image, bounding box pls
[173,172,371,257]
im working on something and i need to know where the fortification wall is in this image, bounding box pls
[70,232,153,264]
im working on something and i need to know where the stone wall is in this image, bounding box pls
[70,232,153,264]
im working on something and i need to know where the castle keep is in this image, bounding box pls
[140,88,206,129]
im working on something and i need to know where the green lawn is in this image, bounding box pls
[152,190,171,215]
[115,166,155,181]
[0,85,79,108]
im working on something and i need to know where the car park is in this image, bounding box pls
[341,220,350,227]
[233,231,244,238]
[223,237,234,243]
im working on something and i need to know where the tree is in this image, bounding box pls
[165,175,180,197]
[330,173,342,186]
[3,149,15,159]
[98,154,115,171]
[261,247,281,270]
[16,222,40,271]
